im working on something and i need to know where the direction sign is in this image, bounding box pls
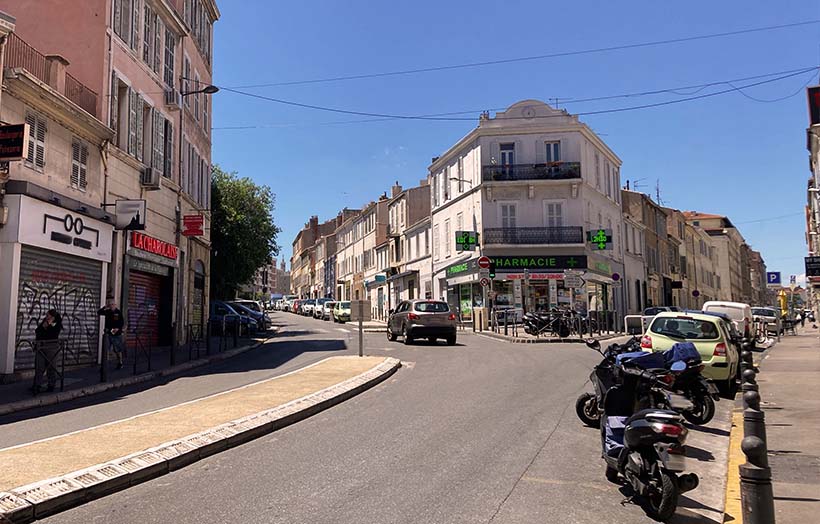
[480,277,490,287]
[478,256,491,269]
[564,275,584,288]
[766,272,782,288]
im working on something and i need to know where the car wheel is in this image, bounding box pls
[446,336,456,346]
[387,328,397,342]
[403,324,413,345]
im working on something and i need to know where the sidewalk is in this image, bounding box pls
[723,327,820,524]
[0,332,273,416]
[0,355,400,523]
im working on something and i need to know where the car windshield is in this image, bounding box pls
[339,302,350,308]
[240,302,262,312]
[414,301,449,313]
[644,307,667,316]
[650,317,720,340]
[752,308,774,317]
[704,305,743,320]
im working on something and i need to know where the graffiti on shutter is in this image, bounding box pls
[15,246,102,371]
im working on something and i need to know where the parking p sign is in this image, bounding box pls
[766,272,781,288]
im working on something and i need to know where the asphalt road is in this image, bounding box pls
[3,312,727,523]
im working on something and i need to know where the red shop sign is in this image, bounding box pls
[131,231,178,260]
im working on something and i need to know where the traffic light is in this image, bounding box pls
[488,261,496,279]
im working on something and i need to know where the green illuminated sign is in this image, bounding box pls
[456,230,479,251]
[587,229,613,250]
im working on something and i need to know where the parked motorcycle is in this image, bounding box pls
[575,337,641,428]
[601,366,700,522]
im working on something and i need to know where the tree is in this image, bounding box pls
[210,165,280,298]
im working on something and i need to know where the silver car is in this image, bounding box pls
[752,307,782,335]
[387,299,457,345]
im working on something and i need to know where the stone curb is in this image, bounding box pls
[474,331,627,344]
[0,356,401,523]
[0,330,279,418]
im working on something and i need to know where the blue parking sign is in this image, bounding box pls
[766,272,781,286]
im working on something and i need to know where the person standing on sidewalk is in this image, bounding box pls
[99,298,125,370]
[32,309,62,394]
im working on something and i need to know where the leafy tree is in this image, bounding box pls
[210,165,280,298]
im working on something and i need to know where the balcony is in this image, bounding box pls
[4,33,98,116]
[482,162,581,182]
[483,226,584,245]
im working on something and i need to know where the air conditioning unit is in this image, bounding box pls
[164,88,180,109]
[140,167,161,190]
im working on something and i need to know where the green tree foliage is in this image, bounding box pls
[211,165,280,298]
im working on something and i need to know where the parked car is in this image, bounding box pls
[210,300,257,335]
[313,298,332,319]
[282,295,298,312]
[751,307,783,335]
[229,301,271,331]
[387,299,457,345]
[333,301,351,323]
[321,301,337,320]
[302,299,316,316]
[233,300,264,314]
[641,311,740,396]
[291,299,304,314]
[702,301,753,340]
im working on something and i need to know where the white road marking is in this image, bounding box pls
[336,328,350,333]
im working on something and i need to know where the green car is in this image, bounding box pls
[333,301,351,323]
[641,311,740,395]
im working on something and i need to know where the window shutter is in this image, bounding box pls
[157,113,165,173]
[164,119,173,178]
[153,16,162,73]
[127,88,137,156]
[25,113,36,163]
[110,73,119,142]
[135,95,144,162]
[35,117,46,168]
[131,0,140,50]
[113,0,122,42]
[71,141,80,187]
[79,143,88,189]
[142,5,151,63]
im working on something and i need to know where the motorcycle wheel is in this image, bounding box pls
[647,470,679,522]
[575,393,600,428]
[605,466,620,484]
[558,324,571,338]
[683,395,716,425]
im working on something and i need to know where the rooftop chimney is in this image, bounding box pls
[391,181,403,197]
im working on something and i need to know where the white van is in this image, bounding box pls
[702,301,753,340]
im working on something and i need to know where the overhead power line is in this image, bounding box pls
[734,212,805,225]
[215,66,820,127]
[224,20,820,89]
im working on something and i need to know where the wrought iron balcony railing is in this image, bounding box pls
[482,162,581,182]
[483,226,584,245]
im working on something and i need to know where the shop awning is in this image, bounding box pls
[387,269,419,282]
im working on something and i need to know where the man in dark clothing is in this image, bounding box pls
[99,298,125,369]
[33,309,62,393]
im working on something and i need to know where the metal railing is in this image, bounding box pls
[483,226,584,245]
[482,162,582,182]
[65,72,98,115]
[4,33,99,116]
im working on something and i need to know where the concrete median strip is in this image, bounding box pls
[0,355,401,523]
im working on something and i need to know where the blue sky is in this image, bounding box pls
[210,0,819,282]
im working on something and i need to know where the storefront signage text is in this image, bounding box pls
[0,123,29,162]
[445,258,479,277]
[131,231,178,260]
[490,256,587,271]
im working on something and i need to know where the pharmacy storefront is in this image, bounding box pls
[487,255,588,313]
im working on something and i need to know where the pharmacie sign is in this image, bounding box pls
[131,231,178,260]
[490,255,587,271]
[445,258,479,277]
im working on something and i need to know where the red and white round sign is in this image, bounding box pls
[478,256,491,269]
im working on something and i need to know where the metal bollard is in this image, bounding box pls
[740,434,776,524]
[504,312,509,336]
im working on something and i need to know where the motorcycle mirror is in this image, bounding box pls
[585,339,601,350]
[670,361,687,372]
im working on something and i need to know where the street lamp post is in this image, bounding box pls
[173,78,218,366]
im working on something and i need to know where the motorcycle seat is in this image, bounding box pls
[626,408,681,426]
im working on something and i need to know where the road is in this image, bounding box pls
[0,312,727,523]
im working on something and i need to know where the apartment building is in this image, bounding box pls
[335,198,389,309]
[686,223,722,306]
[621,200,648,314]
[385,181,431,310]
[241,258,290,301]
[806,121,820,315]
[0,0,219,358]
[748,249,768,306]
[290,214,340,298]
[684,212,746,303]
[622,191,673,308]
[429,100,626,324]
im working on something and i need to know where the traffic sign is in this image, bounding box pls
[564,275,584,288]
[478,256,491,269]
[692,290,700,298]
[480,277,490,287]
[478,268,490,279]
[611,272,621,282]
[766,272,782,288]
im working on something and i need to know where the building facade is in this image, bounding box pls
[429,100,626,327]
[684,212,746,303]
[806,121,819,316]
[385,181,431,311]
[1,0,219,361]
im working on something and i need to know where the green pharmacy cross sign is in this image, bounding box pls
[587,229,613,251]
[455,230,479,252]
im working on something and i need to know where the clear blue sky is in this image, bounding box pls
[210,0,820,283]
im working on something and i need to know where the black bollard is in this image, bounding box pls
[743,390,768,446]
[740,435,776,524]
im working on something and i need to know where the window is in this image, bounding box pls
[425,229,430,255]
[163,119,174,179]
[203,95,209,133]
[142,5,153,64]
[595,153,601,189]
[500,202,517,228]
[432,173,440,206]
[183,57,191,106]
[546,141,560,163]
[444,219,451,257]
[153,14,162,74]
[544,201,564,228]
[500,143,515,165]
[456,212,463,233]
[605,162,612,197]
[443,167,449,201]
[71,140,88,190]
[194,72,200,120]
[415,234,420,260]
[152,110,165,173]
[164,30,175,87]
[457,157,464,192]
[25,113,46,170]
[113,0,139,50]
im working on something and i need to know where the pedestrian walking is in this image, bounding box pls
[800,311,806,328]
[32,309,62,394]
[99,298,125,369]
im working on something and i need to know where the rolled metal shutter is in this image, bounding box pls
[15,246,103,370]
[127,271,161,348]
